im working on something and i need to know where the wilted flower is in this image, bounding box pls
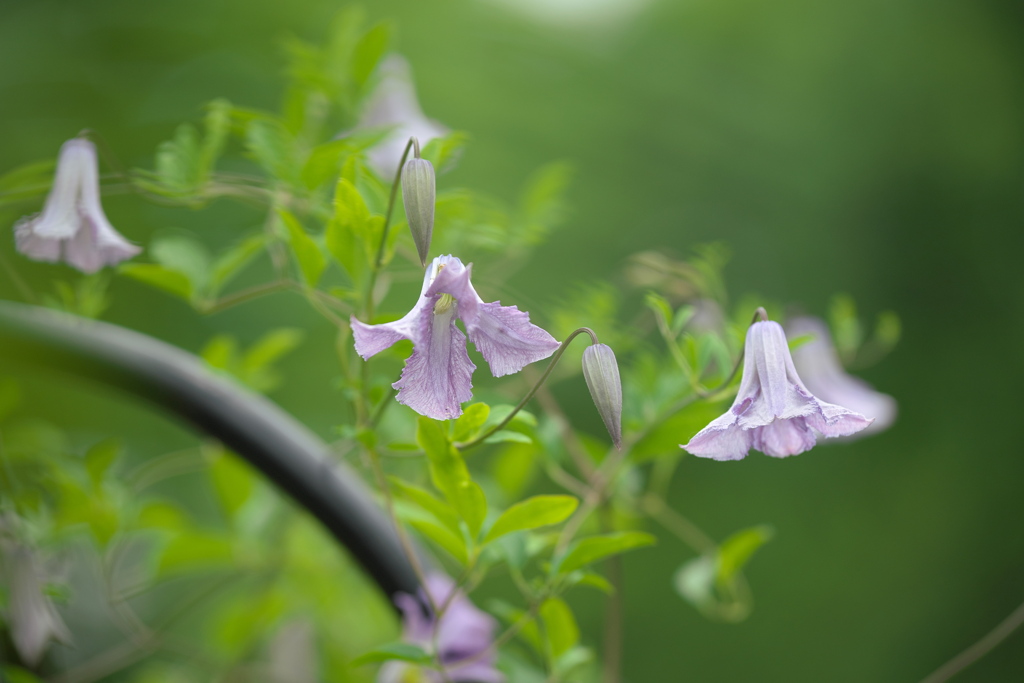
[402,154,436,266]
[582,343,623,449]
[379,573,504,683]
[682,318,873,460]
[351,255,559,420]
[786,316,896,436]
[14,137,140,273]
[0,541,71,666]
[354,54,447,179]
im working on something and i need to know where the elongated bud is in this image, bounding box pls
[401,156,436,267]
[582,343,623,449]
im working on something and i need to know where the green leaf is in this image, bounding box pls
[135,501,188,531]
[555,531,656,575]
[301,139,353,189]
[351,642,433,667]
[278,209,326,286]
[151,234,212,294]
[514,161,573,246]
[716,525,774,586]
[154,123,202,193]
[158,531,234,575]
[0,159,54,206]
[540,597,579,658]
[2,665,45,683]
[84,438,120,488]
[483,495,578,544]
[210,234,266,294]
[199,98,232,177]
[242,329,305,379]
[208,448,256,519]
[452,403,490,443]
[327,177,373,280]
[406,518,469,564]
[246,118,298,183]
[351,23,391,88]
[120,264,194,301]
[484,430,532,445]
[0,377,22,421]
[421,131,469,173]
[388,477,461,534]
[416,418,487,538]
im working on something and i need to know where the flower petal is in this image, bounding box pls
[63,215,142,274]
[682,413,753,461]
[751,417,817,457]
[14,217,61,262]
[393,305,475,420]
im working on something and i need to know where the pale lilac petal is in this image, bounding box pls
[6,546,71,666]
[788,316,897,435]
[63,215,142,274]
[31,139,94,240]
[682,319,872,460]
[393,305,475,420]
[14,217,61,262]
[355,55,448,179]
[426,260,559,377]
[351,316,415,359]
[752,418,817,457]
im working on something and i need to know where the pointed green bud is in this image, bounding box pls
[401,156,436,267]
[582,343,623,450]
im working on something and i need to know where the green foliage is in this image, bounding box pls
[484,495,578,544]
[555,531,657,576]
[416,418,488,539]
[201,328,305,393]
[352,642,433,667]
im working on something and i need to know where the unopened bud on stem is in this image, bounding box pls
[582,343,623,449]
[401,153,436,267]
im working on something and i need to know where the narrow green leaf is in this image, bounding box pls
[246,119,297,183]
[452,403,490,443]
[158,531,234,575]
[407,518,469,564]
[351,642,432,667]
[716,525,774,586]
[151,235,212,294]
[483,495,578,544]
[208,448,256,519]
[555,531,656,575]
[484,430,532,445]
[119,264,193,302]
[210,234,266,294]
[327,177,373,279]
[278,209,326,286]
[351,23,391,88]
[421,131,469,173]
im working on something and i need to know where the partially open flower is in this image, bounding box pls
[582,343,623,449]
[379,573,504,683]
[351,255,559,420]
[786,316,896,437]
[14,137,140,273]
[402,155,436,267]
[353,55,447,179]
[682,319,873,460]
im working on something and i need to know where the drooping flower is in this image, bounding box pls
[786,316,897,436]
[353,54,447,179]
[379,573,504,683]
[682,318,873,460]
[14,137,141,273]
[351,255,559,420]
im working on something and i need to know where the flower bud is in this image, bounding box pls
[582,343,623,449]
[401,156,436,267]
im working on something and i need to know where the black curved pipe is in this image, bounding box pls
[0,301,419,602]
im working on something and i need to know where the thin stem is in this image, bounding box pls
[458,327,599,450]
[641,493,715,554]
[600,505,625,683]
[366,137,417,319]
[201,279,292,314]
[919,597,1024,683]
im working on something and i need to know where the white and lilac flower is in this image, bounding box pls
[352,255,559,420]
[14,137,140,273]
[354,54,448,179]
[0,541,71,667]
[682,319,873,460]
[786,316,897,437]
[379,573,504,683]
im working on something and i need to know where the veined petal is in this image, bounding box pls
[804,398,874,438]
[751,417,817,457]
[393,305,475,420]
[682,413,752,461]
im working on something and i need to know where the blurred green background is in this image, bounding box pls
[1,0,1022,681]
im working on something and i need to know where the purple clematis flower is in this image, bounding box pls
[682,319,873,460]
[786,316,897,437]
[351,255,559,420]
[14,137,141,273]
[379,573,504,683]
[353,54,448,179]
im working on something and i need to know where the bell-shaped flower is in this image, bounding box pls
[14,137,140,273]
[682,319,873,460]
[786,316,896,436]
[351,255,559,420]
[353,54,447,179]
[379,573,504,683]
